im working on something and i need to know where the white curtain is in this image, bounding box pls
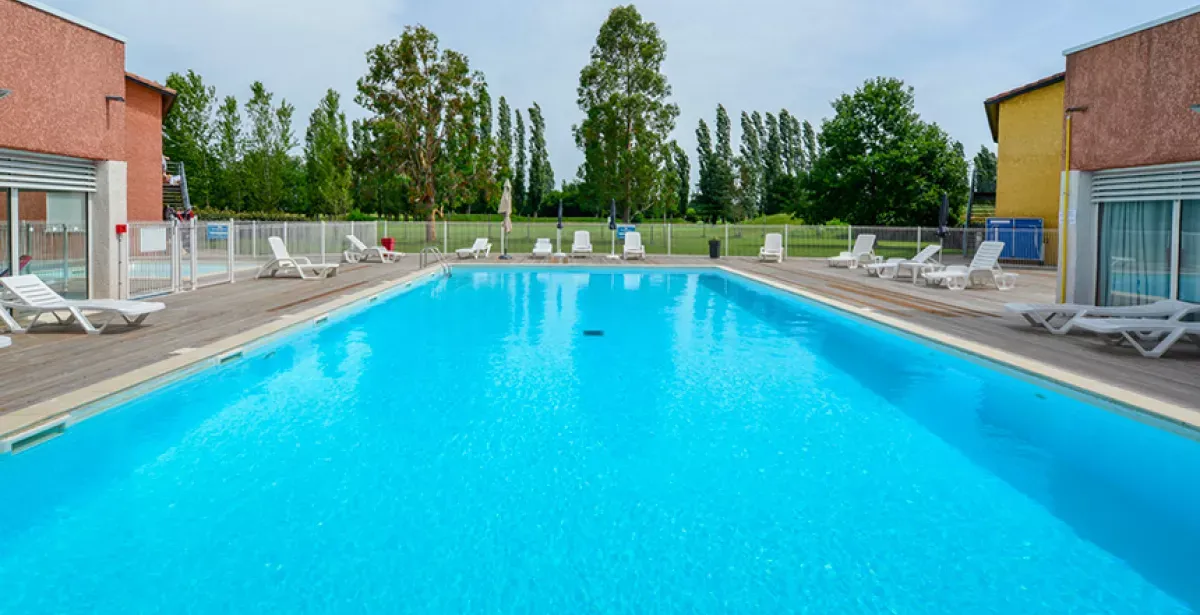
[1097,200,1173,306]
[1180,200,1199,303]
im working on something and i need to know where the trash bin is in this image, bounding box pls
[381,237,395,252]
[708,238,721,259]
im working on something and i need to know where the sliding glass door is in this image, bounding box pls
[1097,200,1174,306]
[1181,200,1200,303]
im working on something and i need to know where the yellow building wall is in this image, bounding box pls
[995,82,1065,228]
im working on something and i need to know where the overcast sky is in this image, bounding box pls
[54,0,1197,181]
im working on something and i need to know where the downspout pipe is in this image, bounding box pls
[1059,105,1088,303]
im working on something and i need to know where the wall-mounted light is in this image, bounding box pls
[0,89,11,100]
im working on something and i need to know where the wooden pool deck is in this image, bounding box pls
[0,255,1196,430]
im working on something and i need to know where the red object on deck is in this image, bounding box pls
[115,224,128,234]
[381,237,395,251]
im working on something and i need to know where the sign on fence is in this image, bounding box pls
[140,227,167,252]
[207,223,229,240]
[617,225,636,240]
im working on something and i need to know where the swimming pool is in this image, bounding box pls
[1,267,1198,613]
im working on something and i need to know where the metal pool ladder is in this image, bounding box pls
[419,247,452,277]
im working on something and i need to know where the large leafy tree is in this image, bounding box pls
[737,110,763,218]
[496,96,513,183]
[972,145,997,190]
[304,89,353,216]
[514,110,527,213]
[470,84,495,213]
[573,5,679,222]
[212,95,245,210]
[693,117,733,222]
[162,70,217,208]
[242,81,299,211]
[671,141,689,218]
[351,118,409,218]
[527,102,553,216]
[807,77,969,225]
[356,25,482,237]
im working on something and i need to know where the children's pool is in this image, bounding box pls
[1,268,1197,613]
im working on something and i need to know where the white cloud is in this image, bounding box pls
[49,0,1200,184]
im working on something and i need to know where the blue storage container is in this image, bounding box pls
[985,217,1044,262]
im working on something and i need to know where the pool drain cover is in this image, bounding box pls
[584,330,604,337]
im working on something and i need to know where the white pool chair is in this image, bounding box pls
[759,233,783,263]
[456,238,491,259]
[571,231,593,256]
[0,336,9,349]
[344,235,403,263]
[0,275,166,334]
[827,234,877,269]
[257,237,339,280]
[623,232,646,260]
[1071,317,1200,358]
[866,244,941,282]
[922,241,1015,290]
[1005,299,1199,335]
[532,238,553,258]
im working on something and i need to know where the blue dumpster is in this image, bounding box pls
[985,217,1044,262]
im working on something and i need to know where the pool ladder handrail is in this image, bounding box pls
[419,247,452,277]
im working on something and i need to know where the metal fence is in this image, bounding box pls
[123,219,1057,298]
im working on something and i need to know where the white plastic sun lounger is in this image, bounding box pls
[623,231,646,260]
[759,233,783,263]
[257,237,339,280]
[0,336,9,349]
[922,241,1015,290]
[827,234,877,269]
[1070,317,1200,358]
[1005,299,1199,335]
[344,235,404,263]
[0,275,166,334]
[532,238,553,258]
[865,244,941,282]
[456,238,491,259]
[571,231,593,256]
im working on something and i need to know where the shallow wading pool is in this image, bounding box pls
[1,267,1198,614]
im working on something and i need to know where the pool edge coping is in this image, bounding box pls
[715,265,1200,432]
[0,267,439,448]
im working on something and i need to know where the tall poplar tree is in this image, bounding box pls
[514,110,527,213]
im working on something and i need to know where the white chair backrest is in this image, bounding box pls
[626,232,643,249]
[346,235,368,251]
[970,241,1005,270]
[912,244,941,263]
[472,238,489,251]
[764,233,783,252]
[0,275,66,307]
[574,230,591,246]
[268,236,291,260]
[535,238,551,246]
[852,234,876,254]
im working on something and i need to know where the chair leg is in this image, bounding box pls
[1124,328,1185,358]
[0,307,27,334]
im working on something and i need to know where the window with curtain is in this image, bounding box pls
[1097,200,1174,306]
[1181,200,1200,303]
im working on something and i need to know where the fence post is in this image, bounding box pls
[916,226,922,250]
[443,218,449,253]
[667,223,672,256]
[724,223,729,257]
[251,220,257,259]
[283,220,289,248]
[784,224,789,261]
[847,224,853,251]
[171,222,181,293]
[383,219,388,240]
[321,220,327,264]
[189,217,198,291]
[228,216,235,283]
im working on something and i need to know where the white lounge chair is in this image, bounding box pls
[759,233,783,263]
[623,231,646,260]
[257,237,339,280]
[571,231,593,256]
[0,336,9,349]
[0,275,166,334]
[828,234,877,269]
[456,238,491,259]
[1005,299,1199,335]
[532,238,553,258]
[344,235,403,263]
[922,241,1015,290]
[1071,317,1200,358]
[866,244,941,282]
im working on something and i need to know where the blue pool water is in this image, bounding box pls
[1,268,1199,613]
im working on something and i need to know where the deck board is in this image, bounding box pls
[0,255,1195,420]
